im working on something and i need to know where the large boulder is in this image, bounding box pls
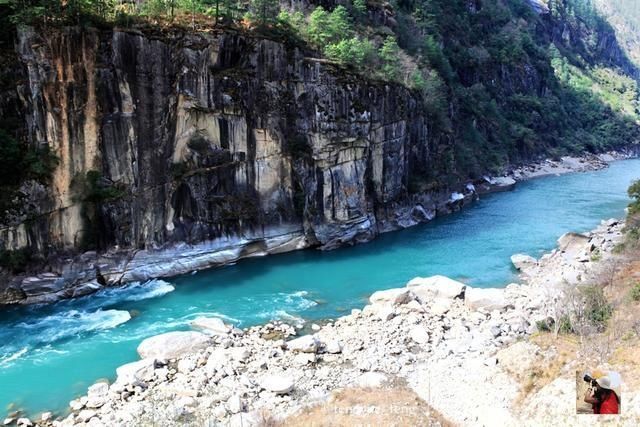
[259,375,295,394]
[323,339,343,354]
[286,335,318,353]
[369,288,414,306]
[406,275,465,302]
[557,232,589,258]
[85,382,109,408]
[409,326,430,344]
[137,331,210,360]
[510,254,537,271]
[191,317,231,335]
[464,287,508,311]
[115,358,157,386]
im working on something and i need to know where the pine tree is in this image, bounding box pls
[249,0,279,26]
[379,36,401,81]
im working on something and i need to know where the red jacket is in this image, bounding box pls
[599,391,620,414]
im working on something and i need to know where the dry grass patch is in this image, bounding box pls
[512,333,579,403]
[282,386,452,427]
[516,249,640,406]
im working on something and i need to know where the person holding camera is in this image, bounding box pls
[583,376,620,414]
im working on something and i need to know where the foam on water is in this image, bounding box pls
[0,348,28,368]
[11,309,131,347]
[121,280,176,302]
[91,279,176,305]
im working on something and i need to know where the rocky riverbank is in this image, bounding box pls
[6,215,638,427]
[3,150,635,308]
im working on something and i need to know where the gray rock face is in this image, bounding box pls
[1,26,471,305]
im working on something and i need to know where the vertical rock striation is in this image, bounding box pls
[0,27,465,303]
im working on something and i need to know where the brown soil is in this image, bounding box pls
[281,385,453,427]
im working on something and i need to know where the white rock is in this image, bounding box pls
[260,375,294,394]
[409,326,430,344]
[286,335,318,353]
[86,417,105,427]
[311,323,321,331]
[76,410,96,423]
[206,348,230,372]
[40,412,52,422]
[491,176,516,187]
[293,353,316,365]
[16,419,32,427]
[376,305,396,321]
[212,405,227,419]
[115,358,157,386]
[450,192,464,202]
[465,287,508,311]
[430,298,452,316]
[404,299,425,313]
[324,340,343,354]
[69,398,84,411]
[356,372,388,388]
[226,395,243,414]
[191,317,231,335]
[177,358,196,373]
[511,254,537,271]
[369,288,414,306]
[406,275,465,302]
[230,347,251,363]
[3,418,14,426]
[137,331,209,360]
[86,381,109,408]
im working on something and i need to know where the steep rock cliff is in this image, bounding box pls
[0,27,466,303]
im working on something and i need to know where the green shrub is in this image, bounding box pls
[558,315,574,334]
[535,318,552,332]
[325,37,375,68]
[379,36,401,81]
[77,170,126,203]
[631,283,640,302]
[628,180,640,215]
[582,285,613,329]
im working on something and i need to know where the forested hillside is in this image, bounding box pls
[595,0,640,67]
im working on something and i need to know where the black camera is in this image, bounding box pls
[583,374,597,387]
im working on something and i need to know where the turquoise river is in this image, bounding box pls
[1,158,639,417]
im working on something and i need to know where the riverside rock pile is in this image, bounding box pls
[41,274,552,427]
[13,218,634,427]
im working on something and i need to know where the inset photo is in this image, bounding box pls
[576,370,621,414]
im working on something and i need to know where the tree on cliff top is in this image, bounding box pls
[247,0,279,26]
